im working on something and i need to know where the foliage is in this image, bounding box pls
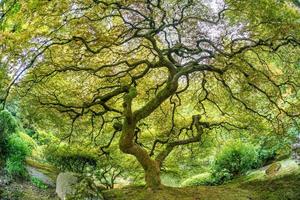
[30,177,48,189]
[32,130,59,145]
[0,110,18,155]
[2,0,300,188]
[254,134,294,166]
[93,161,124,189]
[44,142,98,173]
[67,173,105,200]
[211,141,259,184]
[181,172,212,187]
[5,133,32,178]
[0,110,30,178]
[18,131,38,150]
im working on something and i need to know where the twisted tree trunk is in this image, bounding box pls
[119,118,161,189]
[119,86,163,189]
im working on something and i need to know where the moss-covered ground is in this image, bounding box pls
[1,159,299,200]
[103,172,300,200]
[103,160,300,200]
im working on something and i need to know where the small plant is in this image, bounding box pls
[5,154,27,178]
[30,177,48,189]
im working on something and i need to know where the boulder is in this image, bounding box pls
[26,166,55,187]
[56,172,106,200]
[291,135,300,164]
[56,172,78,200]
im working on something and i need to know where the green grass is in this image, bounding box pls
[103,159,300,200]
[103,185,253,200]
[240,171,300,200]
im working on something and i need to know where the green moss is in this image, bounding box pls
[26,158,59,181]
[240,171,300,200]
[103,185,253,200]
[265,163,281,176]
[181,172,212,186]
[103,161,300,200]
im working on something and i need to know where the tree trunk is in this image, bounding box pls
[144,160,161,189]
[119,85,170,189]
[119,118,162,189]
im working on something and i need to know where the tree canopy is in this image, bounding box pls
[1,0,300,188]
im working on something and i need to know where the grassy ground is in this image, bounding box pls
[103,160,300,200]
[240,171,300,200]
[2,172,299,200]
[1,159,299,200]
[0,176,58,200]
[103,172,300,200]
[103,185,254,200]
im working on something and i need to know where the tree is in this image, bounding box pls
[2,0,300,188]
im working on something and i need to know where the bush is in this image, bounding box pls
[256,135,292,166]
[44,143,98,173]
[211,141,259,184]
[5,133,31,177]
[0,110,18,136]
[0,110,18,156]
[181,172,212,186]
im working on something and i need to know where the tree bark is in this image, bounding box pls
[119,86,162,189]
[119,118,161,189]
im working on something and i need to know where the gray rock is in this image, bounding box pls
[26,166,55,187]
[0,176,10,186]
[56,172,78,200]
[291,134,300,164]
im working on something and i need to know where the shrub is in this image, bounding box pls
[5,133,31,178]
[67,174,105,200]
[0,110,18,136]
[0,110,18,156]
[181,172,212,186]
[256,135,292,166]
[211,141,259,184]
[44,143,98,173]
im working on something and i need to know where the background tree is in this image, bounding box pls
[2,0,300,189]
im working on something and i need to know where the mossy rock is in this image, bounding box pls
[265,163,281,176]
[26,158,59,181]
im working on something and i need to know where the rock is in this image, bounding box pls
[26,166,55,187]
[26,158,59,180]
[0,176,10,186]
[0,168,11,187]
[265,163,281,176]
[56,172,107,200]
[56,172,78,200]
[291,135,300,164]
